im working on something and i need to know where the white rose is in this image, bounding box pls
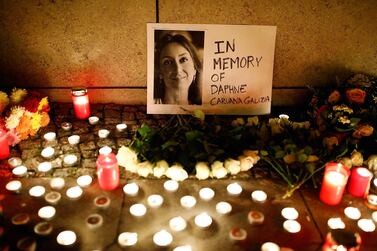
[137,161,153,177]
[195,162,210,180]
[153,160,169,178]
[116,146,139,170]
[210,161,228,179]
[166,163,188,181]
[125,161,138,173]
[239,155,254,171]
[269,118,284,135]
[224,158,241,175]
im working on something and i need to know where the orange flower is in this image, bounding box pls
[352,124,374,139]
[328,90,341,104]
[346,88,366,104]
[40,112,50,127]
[323,136,339,151]
[15,113,33,140]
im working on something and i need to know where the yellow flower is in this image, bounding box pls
[10,88,27,104]
[31,112,42,130]
[38,97,49,111]
[0,91,9,113]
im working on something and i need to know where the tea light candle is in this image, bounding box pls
[38,206,56,220]
[118,232,138,247]
[116,123,127,132]
[229,227,247,241]
[357,219,376,232]
[98,129,110,138]
[68,135,80,145]
[199,187,215,201]
[123,183,139,196]
[16,237,36,251]
[344,207,361,220]
[6,180,22,193]
[147,194,164,208]
[180,195,196,208]
[29,185,46,197]
[261,242,280,251]
[129,203,147,217]
[164,180,179,192]
[11,213,30,225]
[12,165,27,177]
[66,186,83,200]
[195,212,212,228]
[368,195,377,207]
[43,132,56,142]
[8,157,22,167]
[173,246,192,251]
[348,167,373,197]
[61,122,72,131]
[41,147,55,159]
[77,175,92,188]
[227,182,242,196]
[279,114,289,120]
[94,196,111,209]
[251,190,267,203]
[88,116,99,125]
[281,207,299,220]
[34,222,53,236]
[50,177,65,190]
[248,210,265,225]
[283,220,301,233]
[57,230,76,246]
[64,154,78,166]
[153,230,173,247]
[169,216,187,232]
[372,211,377,223]
[45,191,61,205]
[216,201,232,215]
[38,162,52,173]
[327,217,345,229]
[86,213,103,229]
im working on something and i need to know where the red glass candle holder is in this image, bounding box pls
[348,167,372,198]
[0,129,10,160]
[320,162,350,205]
[96,151,119,190]
[71,87,91,119]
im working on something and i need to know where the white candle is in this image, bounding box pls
[8,157,22,167]
[327,217,345,229]
[38,162,52,173]
[129,203,147,217]
[29,185,46,197]
[281,207,299,220]
[216,201,232,215]
[66,186,83,200]
[118,232,138,247]
[227,182,242,196]
[164,180,179,192]
[147,194,164,208]
[199,187,215,201]
[180,195,196,208]
[77,175,92,188]
[116,123,127,132]
[153,230,173,247]
[12,165,27,177]
[11,213,30,225]
[344,207,361,220]
[123,183,139,196]
[45,191,61,205]
[169,216,187,232]
[94,196,111,209]
[367,195,377,206]
[6,180,22,193]
[261,242,280,251]
[251,190,267,203]
[64,154,78,166]
[357,219,376,232]
[98,129,110,138]
[68,135,80,145]
[283,220,301,233]
[279,114,290,120]
[195,212,212,228]
[229,227,247,241]
[61,122,72,131]
[50,177,65,190]
[57,230,76,246]
[248,210,265,225]
[372,211,377,223]
[38,206,56,220]
[99,146,112,155]
[88,116,99,125]
[43,132,56,141]
[173,246,192,251]
[85,213,103,229]
[41,147,55,159]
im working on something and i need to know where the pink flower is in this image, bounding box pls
[6,129,21,146]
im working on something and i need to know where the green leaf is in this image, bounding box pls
[161,140,179,150]
[260,150,269,157]
[275,150,286,159]
[193,110,205,122]
[185,130,203,141]
[303,146,312,155]
[297,153,308,163]
[138,124,152,138]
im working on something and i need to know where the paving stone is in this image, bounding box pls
[22,149,41,159]
[42,140,59,148]
[61,144,80,154]
[23,157,41,170]
[96,139,116,149]
[91,103,104,111]
[51,157,63,168]
[104,103,122,111]
[52,167,78,177]
[79,133,95,142]
[104,109,121,118]
[123,105,138,113]
[72,125,90,135]
[123,120,137,125]
[19,139,42,151]
[137,106,146,112]
[81,158,97,169]
[104,117,121,125]
[81,150,97,159]
[122,111,135,121]
[113,130,129,138]
[136,111,147,119]
[79,141,97,151]
[57,128,72,137]
[116,138,132,147]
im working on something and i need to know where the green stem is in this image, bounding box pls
[262,157,293,187]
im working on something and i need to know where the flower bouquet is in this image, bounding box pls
[0,88,50,146]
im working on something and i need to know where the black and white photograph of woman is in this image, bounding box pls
[154,30,204,105]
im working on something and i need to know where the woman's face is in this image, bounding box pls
[159,42,196,90]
